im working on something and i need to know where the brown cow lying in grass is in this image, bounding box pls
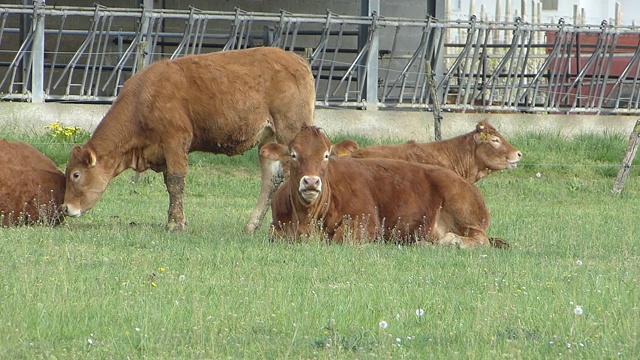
[332,120,522,183]
[62,47,315,233]
[0,140,65,226]
[261,125,508,248]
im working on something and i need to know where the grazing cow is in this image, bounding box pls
[261,126,508,248]
[62,47,315,233]
[333,120,522,183]
[0,140,65,226]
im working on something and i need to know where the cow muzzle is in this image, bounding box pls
[61,203,82,217]
[507,151,523,169]
[298,175,322,202]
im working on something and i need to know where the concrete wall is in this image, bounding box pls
[1,102,637,141]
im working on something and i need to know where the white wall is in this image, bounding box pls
[446,0,639,25]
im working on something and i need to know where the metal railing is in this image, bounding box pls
[2,3,640,114]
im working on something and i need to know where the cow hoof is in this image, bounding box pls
[489,237,510,249]
[166,221,185,232]
[244,223,257,235]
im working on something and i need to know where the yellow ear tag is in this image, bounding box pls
[480,132,487,141]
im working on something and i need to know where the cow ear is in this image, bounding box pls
[83,147,97,167]
[260,142,289,161]
[71,145,96,167]
[331,140,359,157]
[473,131,488,143]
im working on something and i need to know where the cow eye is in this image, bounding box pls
[72,171,80,181]
[290,152,297,161]
[491,138,500,143]
[324,152,330,160]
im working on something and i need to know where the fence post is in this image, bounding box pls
[425,62,442,141]
[31,0,45,102]
[360,0,379,111]
[612,119,640,193]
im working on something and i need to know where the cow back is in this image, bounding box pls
[0,140,65,226]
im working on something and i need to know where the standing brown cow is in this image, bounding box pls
[261,126,508,248]
[333,120,522,183]
[0,140,66,226]
[62,47,315,233]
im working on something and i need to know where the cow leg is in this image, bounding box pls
[244,129,284,235]
[163,172,186,231]
[244,153,283,234]
[163,138,190,232]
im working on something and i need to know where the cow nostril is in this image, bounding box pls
[303,176,320,188]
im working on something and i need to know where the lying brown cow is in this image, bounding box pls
[62,47,315,233]
[333,120,522,183]
[261,125,508,248]
[0,140,65,226]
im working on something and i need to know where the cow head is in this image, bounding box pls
[473,120,522,171]
[261,125,334,206]
[62,145,111,217]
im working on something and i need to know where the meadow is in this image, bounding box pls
[1,122,639,359]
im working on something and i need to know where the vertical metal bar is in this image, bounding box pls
[190,17,202,54]
[501,23,522,107]
[514,28,536,108]
[323,22,342,105]
[311,12,332,101]
[31,0,45,102]
[457,21,478,107]
[364,0,380,110]
[93,14,113,97]
[150,13,164,61]
[80,13,102,96]
[414,19,432,104]
[431,25,446,107]
[0,12,8,49]
[596,30,619,112]
[461,25,484,108]
[552,28,574,107]
[380,26,400,104]
[281,20,292,50]
[87,14,110,97]
[288,21,300,51]
[470,26,490,105]
[46,13,66,96]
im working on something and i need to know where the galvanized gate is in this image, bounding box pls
[1,3,640,114]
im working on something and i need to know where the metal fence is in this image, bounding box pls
[2,3,640,114]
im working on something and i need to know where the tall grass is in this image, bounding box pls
[0,129,639,358]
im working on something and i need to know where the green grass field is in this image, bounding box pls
[1,125,639,358]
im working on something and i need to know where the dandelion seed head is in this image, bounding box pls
[574,305,583,315]
[416,308,425,317]
[576,260,583,266]
[379,321,388,329]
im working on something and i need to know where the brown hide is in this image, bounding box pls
[262,126,508,248]
[336,120,522,183]
[62,47,315,232]
[0,140,65,226]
